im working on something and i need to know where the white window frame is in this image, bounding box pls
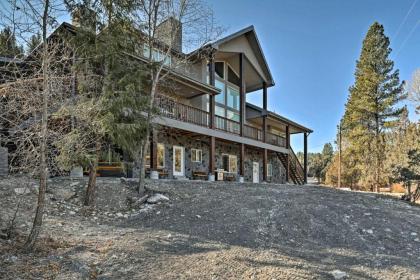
[222,153,237,173]
[191,149,202,162]
[267,163,273,177]
[157,143,165,168]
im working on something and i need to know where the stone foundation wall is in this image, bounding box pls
[156,132,209,179]
[154,132,286,183]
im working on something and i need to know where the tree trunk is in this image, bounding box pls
[84,139,100,206]
[22,0,50,252]
[138,140,148,194]
[412,182,420,203]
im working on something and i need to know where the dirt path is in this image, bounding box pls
[1,178,419,279]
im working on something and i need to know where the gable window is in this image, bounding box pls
[222,154,237,173]
[227,65,240,86]
[157,143,165,168]
[191,149,202,162]
[215,62,224,79]
[267,163,272,177]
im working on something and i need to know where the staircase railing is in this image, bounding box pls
[289,147,305,182]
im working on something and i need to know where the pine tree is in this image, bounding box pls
[27,32,42,54]
[342,22,405,191]
[0,26,23,57]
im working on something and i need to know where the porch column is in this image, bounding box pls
[285,125,290,182]
[150,130,158,179]
[239,53,245,136]
[209,56,215,128]
[263,148,267,182]
[240,143,245,177]
[304,132,308,184]
[262,82,267,142]
[209,136,216,178]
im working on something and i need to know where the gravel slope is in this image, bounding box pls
[1,178,419,279]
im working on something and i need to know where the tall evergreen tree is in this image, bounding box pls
[342,22,405,191]
[27,32,42,54]
[0,26,23,57]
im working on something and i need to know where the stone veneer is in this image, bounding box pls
[154,132,286,183]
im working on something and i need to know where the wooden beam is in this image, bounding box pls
[209,55,215,129]
[262,82,267,142]
[209,136,216,175]
[286,125,290,149]
[286,153,290,183]
[240,143,245,176]
[239,53,245,136]
[304,133,308,184]
[263,148,267,181]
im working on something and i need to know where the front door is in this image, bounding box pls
[253,162,259,183]
[173,146,185,176]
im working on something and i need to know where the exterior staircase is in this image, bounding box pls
[277,148,305,185]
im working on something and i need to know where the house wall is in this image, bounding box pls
[154,132,286,183]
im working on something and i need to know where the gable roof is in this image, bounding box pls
[210,26,274,87]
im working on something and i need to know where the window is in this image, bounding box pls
[215,62,224,79]
[191,149,202,162]
[226,110,239,121]
[228,65,240,86]
[227,86,240,110]
[215,79,225,103]
[222,154,237,173]
[157,143,165,168]
[215,106,225,117]
[267,163,273,177]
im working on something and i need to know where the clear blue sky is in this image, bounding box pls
[207,0,420,153]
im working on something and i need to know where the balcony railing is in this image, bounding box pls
[215,115,240,135]
[155,94,287,148]
[244,125,262,141]
[155,95,209,127]
[266,132,286,147]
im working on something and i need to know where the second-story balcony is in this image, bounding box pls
[155,94,287,148]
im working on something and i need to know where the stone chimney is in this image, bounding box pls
[71,4,96,32]
[156,17,182,52]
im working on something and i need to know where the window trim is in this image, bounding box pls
[267,163,273,177]
[157,143,165,168]
[222,153,237,173]
[191,148,202,163]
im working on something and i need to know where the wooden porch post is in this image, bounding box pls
[209,55,215,129]
[209,136,215,176]
[285,125,290,182]
[304,132,308,184]
[150,131,157,170]
[263,148,267,182]
[262,82,267,142]
[239,53,245,136]
[240,143,245,177]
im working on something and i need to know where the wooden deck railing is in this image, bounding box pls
[244,125,262,141]
[289,147,305,181]
[155,95,288,149]
[155,95,209,127]
[214,115,240,135]
[266,132,286,147]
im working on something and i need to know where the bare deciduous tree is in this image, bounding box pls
[0,0,71,251]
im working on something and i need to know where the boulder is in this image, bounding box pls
[14,188,31,195]
[147,193,169,204]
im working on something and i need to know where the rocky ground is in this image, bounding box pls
[0,177,419,280]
